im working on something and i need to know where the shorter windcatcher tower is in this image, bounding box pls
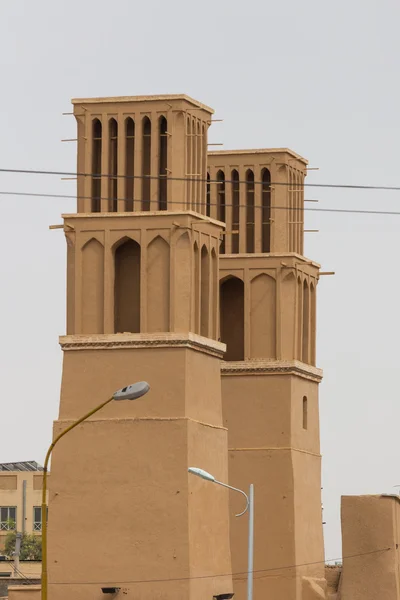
[207,149,326,600]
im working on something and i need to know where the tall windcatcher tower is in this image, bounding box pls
[48,96,233,600]
[207,150,326,599]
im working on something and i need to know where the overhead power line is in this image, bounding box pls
[1,190,400,217]
[49,547,390,586]
[1,166,400,191]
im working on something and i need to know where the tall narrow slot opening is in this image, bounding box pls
[246,169,255,253]
[125,118,135,211]
[217,170,226,254]
[231,169,240,254]
[159,116,168,210]
[206,172,211,217]
[261,168,271,252]
[92,119,102,213]
[142,117,151,210]
[109,119,118,212]
[303,396,308,429]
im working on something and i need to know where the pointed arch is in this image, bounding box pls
[142,116,151,210]
[310,281,316,366]
[250,273,276,358]
[109,118,118,212]
[246,169,255,253]
[302,279,310,363]
[114,239,141,333]
[91,118,102,213]
[125,117,135,211]
[220,276,244,361]
[193,241,200,333]
[147,236,170,332]
[261,168,271,252]
[211,248,218,339]
[231,169,240,254]
[297,276,303,360]
[200,245,210,337]
[82,238,104,334]
[159,116,168,210]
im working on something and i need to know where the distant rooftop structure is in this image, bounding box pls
[0,461,43,472]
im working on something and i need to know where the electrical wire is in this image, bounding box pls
[1,190,400,218]
[47,547,390,586]
[12,564,40,585]
[1,166,400,191]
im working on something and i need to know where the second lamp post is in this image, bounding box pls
[188,467,254,600]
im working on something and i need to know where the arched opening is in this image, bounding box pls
[297,276,303,360]
[92,119,102,213]
[211,248,218,339]
[250,273,276,359]
[196,121,201,212]
[142,117,151,210]
[220,277,244,361]
[310,282,316,366]
[174,232,191,332]
[281,271,296,359]
[194,242,200,333]
[125,118,135,211]
[246,169,255,253]
[261,168,271,252]
[109,119,118,212]
[114,239,141,333]
[201,124,207,214]
[217,170,226,253]
[159,116,168,210]
[206,172,211,217]
[302,279,310,363]
[186,117,191,208]
[231,169,240,254]
[147,236,170,331]
[191,118,196,210]
[200,245,209,337]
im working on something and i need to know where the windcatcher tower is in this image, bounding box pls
[207,150,326,599]
[48,96,233,600]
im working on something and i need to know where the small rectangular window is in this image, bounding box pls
[33,506,47,532]
[303,396,308,430]
[0,506,17,530]
[33,506,42,531]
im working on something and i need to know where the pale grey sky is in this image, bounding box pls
[1,0,400,562]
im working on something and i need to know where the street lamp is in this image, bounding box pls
[188,467,254,600]
[41,381,150,600]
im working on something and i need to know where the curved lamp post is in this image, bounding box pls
[188,467,254,600]
[41,382,150,600]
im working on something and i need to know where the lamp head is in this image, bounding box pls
[113,381,150,401]
[188,467,216,482]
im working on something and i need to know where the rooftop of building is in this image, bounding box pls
[71,94,214,113]
[208,148,308,164]
[0,461,43,472]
